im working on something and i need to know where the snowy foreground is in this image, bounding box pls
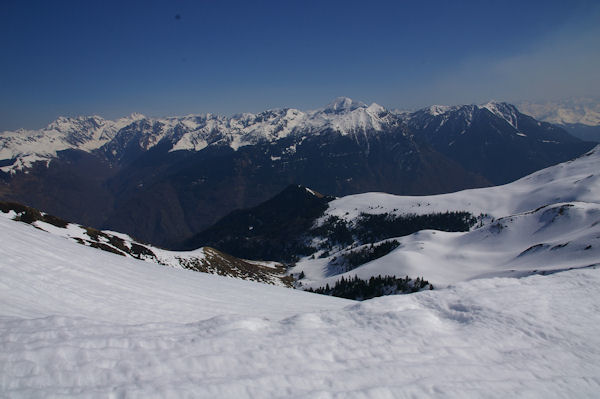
[2,216,600,397]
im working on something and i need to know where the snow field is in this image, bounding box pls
[0,217,349,323]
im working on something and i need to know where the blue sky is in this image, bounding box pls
[1,0,599,130]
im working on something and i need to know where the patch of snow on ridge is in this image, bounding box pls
[427,104,453,116]
[1,214,600,397]
[482,101,519,129]
[323,96,366,113]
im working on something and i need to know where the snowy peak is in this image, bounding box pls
[426,104,455,116]
[481,101,520,129]
[322,97,366,114]
[414,102,520,128]
[311,98,395,135]
[405,101,538,133]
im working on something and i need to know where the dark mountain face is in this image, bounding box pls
[559,123,600,143]
[0,150,116,230]
[404,103,594,184]
[0,101,593,247]
[182,185,335,261]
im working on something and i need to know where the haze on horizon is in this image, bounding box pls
[1,0,599,131]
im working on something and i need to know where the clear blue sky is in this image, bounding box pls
[1,0,599,130]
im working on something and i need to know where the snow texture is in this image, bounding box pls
[0,210,290,287]
[1,214,600,397]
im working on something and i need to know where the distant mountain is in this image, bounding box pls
[518,99,600,142]
[0,98,593,247]
[518,98,600,126]
[401,102,593,184]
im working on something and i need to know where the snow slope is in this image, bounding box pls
[300,202,600,287]
[0,216,348,323]
[0,207,290,287]
[1,209,600,397]
[293,146,600,287]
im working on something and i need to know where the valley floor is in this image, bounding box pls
[1,217,600,398]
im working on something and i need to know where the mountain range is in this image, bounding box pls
[518,98,600,142]
[0,98,594,247]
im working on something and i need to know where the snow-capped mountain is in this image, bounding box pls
[0,98,593,247]
[0,113,145,171]
[400,101,590,184]
[518,98,600,126]
[2,166,600,397]
[517,98,600,142]
[0,98,585,175]
[0,97,398,173]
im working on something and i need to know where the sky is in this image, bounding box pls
[1,0,599,130]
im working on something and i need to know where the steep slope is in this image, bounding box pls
[182,185,335,261]
[1,211,600,397]
[0,215,348,323]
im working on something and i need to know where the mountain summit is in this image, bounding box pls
[323,97,367,113]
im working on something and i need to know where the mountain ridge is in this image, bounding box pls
[1,98,585,174]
